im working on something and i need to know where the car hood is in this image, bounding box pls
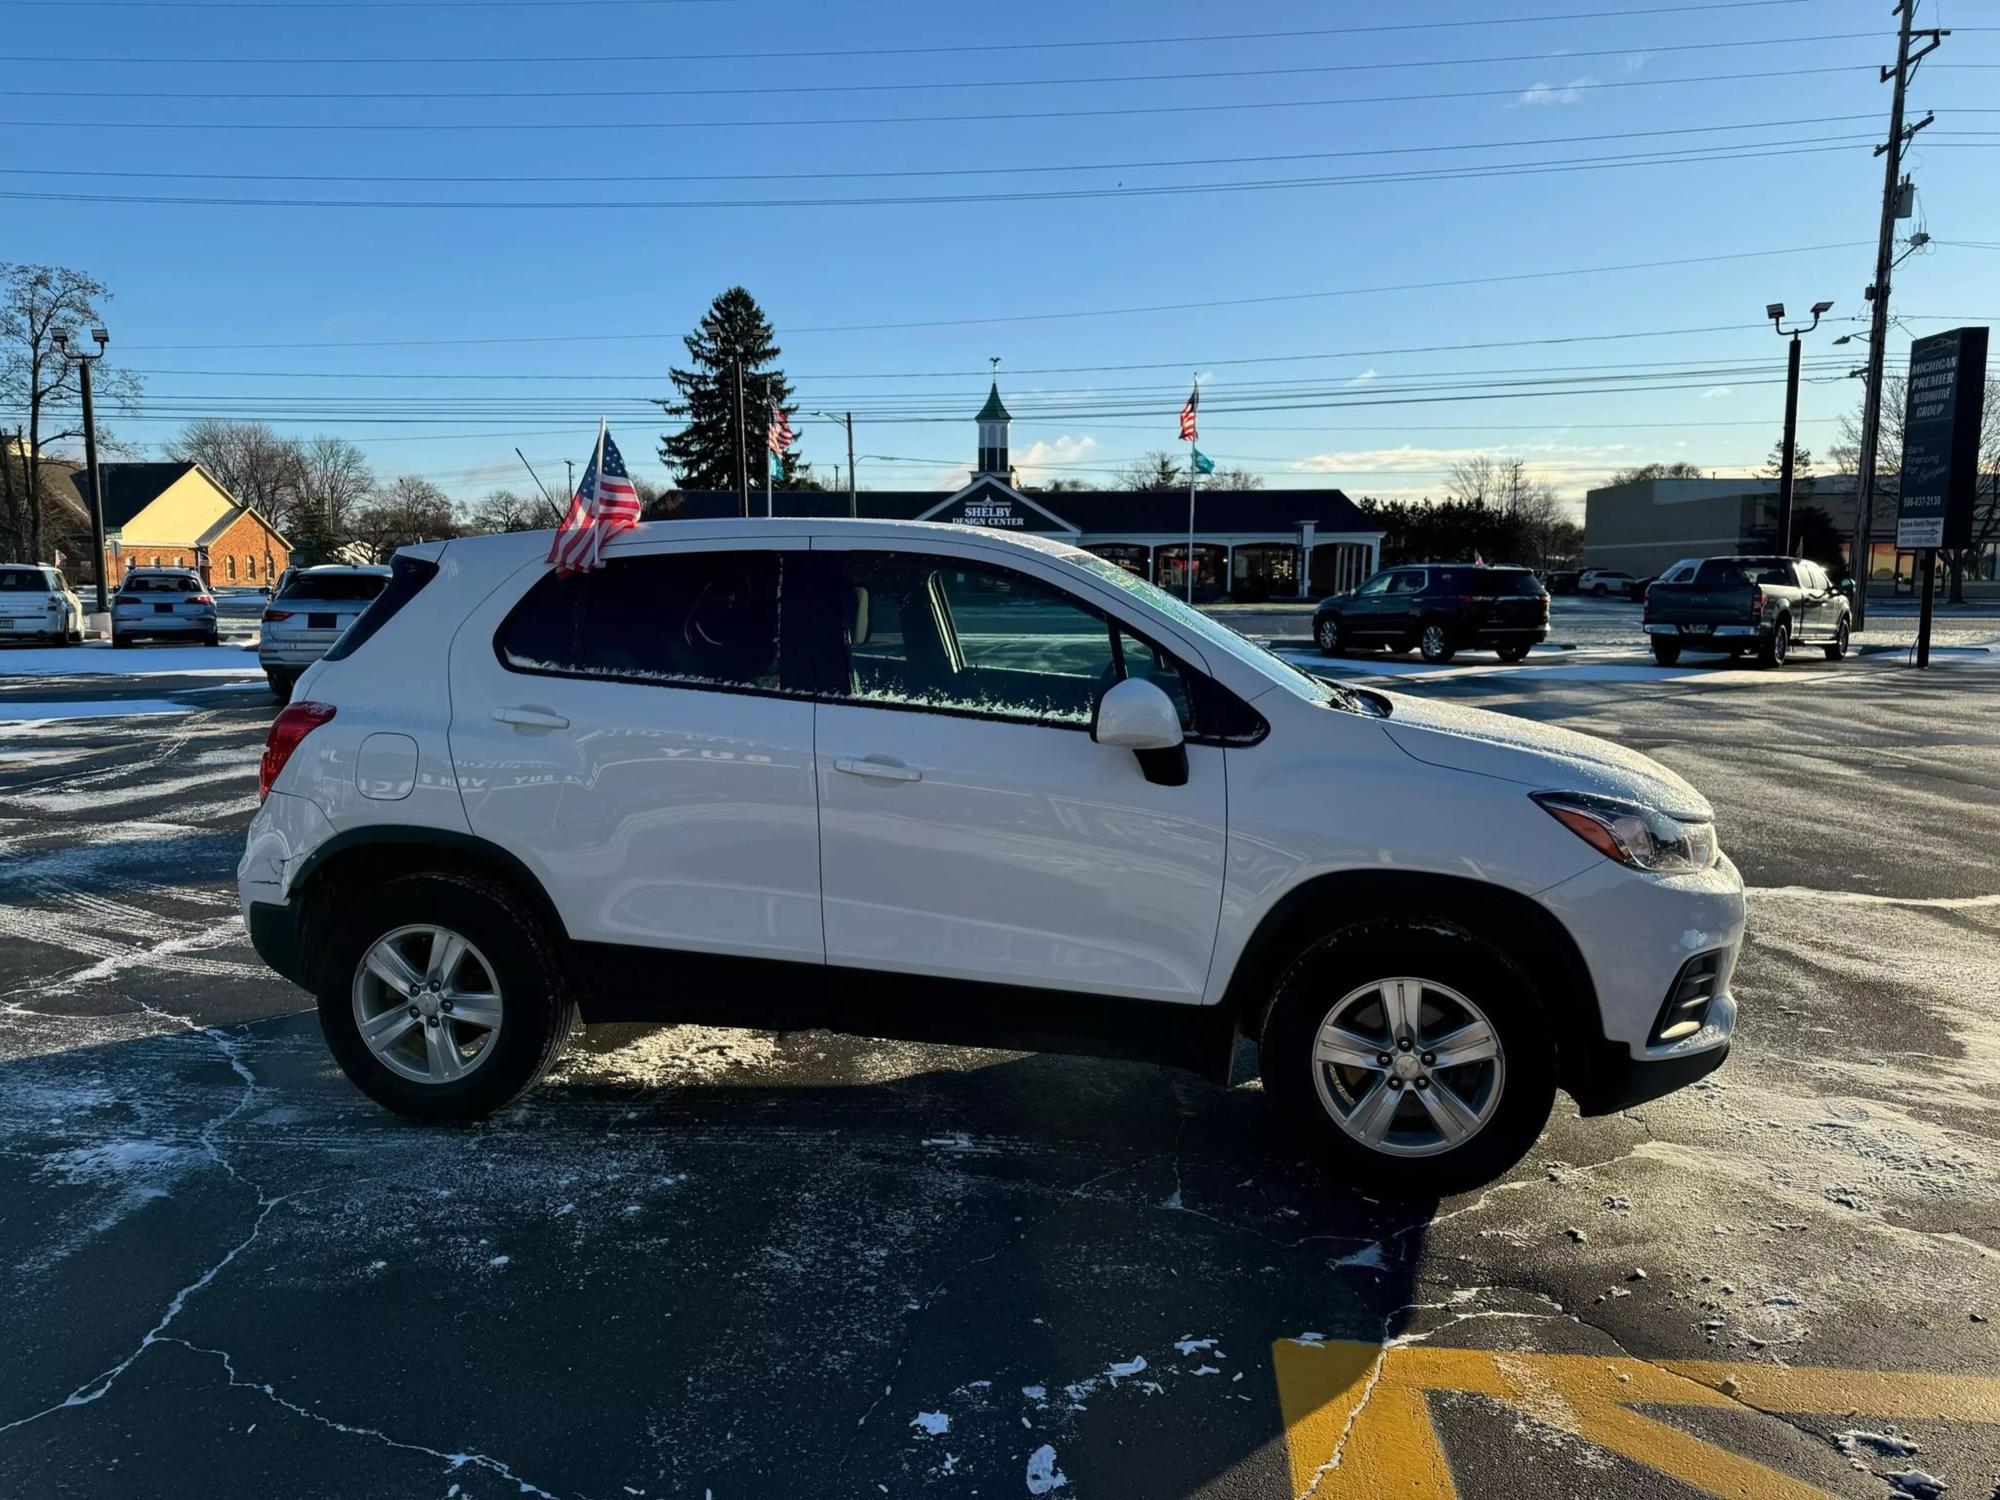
[1374,691,1713,821]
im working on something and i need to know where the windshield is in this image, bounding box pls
[1065,552,1371,712]
[279,571,390,602]
[123,574,199,593]
[1694,558,1790,587]
[0,569,50,592]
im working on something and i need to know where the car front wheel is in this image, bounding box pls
[314,871,576,1121]
[1419,623,1456,663]
[1495,642,1532,663]
[1260,920,1556,1197]
[1315,616,1344,656]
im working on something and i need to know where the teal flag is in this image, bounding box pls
[770,452,785,481]
[1190,447,1216,476]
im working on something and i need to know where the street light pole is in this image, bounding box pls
[1765,300,1832,557]
[53,326,112,614]
[813,411,857,518]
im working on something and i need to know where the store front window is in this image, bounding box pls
[1154,544,1229,601]
[1230,543,1298,602]
[1084,544,1150,579]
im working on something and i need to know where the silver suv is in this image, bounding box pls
[112,569,218,648]
[260,565,391,701]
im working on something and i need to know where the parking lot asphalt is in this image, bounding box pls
[1,641,1997,1499]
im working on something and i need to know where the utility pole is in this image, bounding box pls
[814,410,858,518]
[53,326,112,613]
[1850,0,1943,630]
[734,355,749,518]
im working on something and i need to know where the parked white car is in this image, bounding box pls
[1577,568,1638,598]
[239,521,1743,1195]
[0,564,84,645]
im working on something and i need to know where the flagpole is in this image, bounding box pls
[765,419,773,519]
[1186,375,1197,605]
[587,417,608,569]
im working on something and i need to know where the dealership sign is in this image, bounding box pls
[1895,325,1990,550]
[925,481,1073,533]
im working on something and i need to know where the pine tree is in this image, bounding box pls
[657,287,810,491]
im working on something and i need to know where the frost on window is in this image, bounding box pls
[500,552,784,692]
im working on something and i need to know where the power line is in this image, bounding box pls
[0,2,1825,55]
[0,66,1879,133]
[0,137,1893,212]
[0,35,1884,100]
[110,240,1881,353]
[0,114,1884,186]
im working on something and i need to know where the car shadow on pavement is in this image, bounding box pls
[1,1011,1451,1498]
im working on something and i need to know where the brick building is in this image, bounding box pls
[69,461,290,589]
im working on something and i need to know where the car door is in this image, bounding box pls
[1381,568,1427,639]
[448,537,824,963]
[809,541,1228,1004]
[1343,570,1396,639]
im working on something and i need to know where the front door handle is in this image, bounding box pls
[834,756,922,783]
[492,705,570,729]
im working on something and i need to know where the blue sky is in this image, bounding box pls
[5,0,1995,508]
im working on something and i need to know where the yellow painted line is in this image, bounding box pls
[1273,1339,2000,1500]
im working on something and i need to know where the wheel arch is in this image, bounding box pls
[290,827,567,982]
[1220,869,1603,1091]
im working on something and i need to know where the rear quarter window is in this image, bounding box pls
[1486,571,1543,596]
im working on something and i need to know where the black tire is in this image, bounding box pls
[313,870,577,1121]
[1757,619,1790,669]
[1314,615,1344,656]
[204,630,221,648]
[1824,617,1850,661]
[266,669,294,703]
[1651,639,1682,667]
[1591,583,1609,597]
[1419,622,1456,663]
[1258,919,1557,1198]
[1495,641,1532,663]
[112,632,134,649]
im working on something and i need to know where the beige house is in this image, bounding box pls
[69,461,290,588]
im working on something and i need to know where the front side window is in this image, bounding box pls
[500,550,784,693]
[1355,572,1393,596]
[836,553,1196,731]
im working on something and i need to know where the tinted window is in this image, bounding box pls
[1386,571,1425,595]
[279,571,389,603]
[123,574,199,593]
[0,568,47,592]
[500,551,784,692]
[1485,570,1542,596]
[1693,558,1787,587]
[1355,573,1392,596]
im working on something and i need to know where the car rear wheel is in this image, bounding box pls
[204,630,221,647]
[1315,616,1344,656]
[1419,623,1456,663]
[314,871,576,1121]
[112,631,133,649]
[1591,583,1609,597]
[265,669,295,703]
[1495,642,1532,663]
[1824,618,1850,661]
[1651,639,1682,667]
[1259,920,1556,1197]
[1757,620,1790,669]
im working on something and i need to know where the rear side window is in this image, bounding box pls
[499,550,785,692]
[280,571,389,603]
[324,555,438,663]
[1485,570,1542,596]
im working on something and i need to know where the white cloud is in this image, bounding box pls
[1289,441,1636,505]
[1517,76,1595,107]
[1012,434,1100,486]
[1622,52,1650,73]
[1345,368,1379,387]
[1701,386,1733,400]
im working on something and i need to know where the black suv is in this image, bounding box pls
[1313,563,1550,664]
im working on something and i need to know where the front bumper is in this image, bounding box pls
[1536,851,1744,1108]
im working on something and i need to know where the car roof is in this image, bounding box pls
[294,564,392,575]
[427,517,1100,566]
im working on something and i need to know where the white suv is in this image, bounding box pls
[240,521,1742,1194]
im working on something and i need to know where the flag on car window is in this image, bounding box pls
[1178,382,1199,442]
[548,421,642,576]
[1190,447,1216,476]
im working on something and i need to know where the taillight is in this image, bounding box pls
[263,609,293,622]
[259,701,336,802]
[190,594,213,606]
[1642,593,1653,624]
[1751,592,1766,620]
[115,594,138,606]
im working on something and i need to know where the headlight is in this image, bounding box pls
[1533,791,1718,874]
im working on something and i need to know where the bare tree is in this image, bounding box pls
[1207,466,1264,491]
[293,434,375,535]
[350,475,462,561]
[464,487,546,535]
[1447,454,1569,569]
[168,419,305,528]
[1119,450,1183,491]
[1606,461,1705,484]
[0,263,141,565]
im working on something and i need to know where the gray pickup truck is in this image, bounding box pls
[1641,555,1851,668]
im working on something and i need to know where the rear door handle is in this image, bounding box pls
[491,705,570,729]
[834,756,922,783]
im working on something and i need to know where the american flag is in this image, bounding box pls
[548,422,642,575]
[767,402,795,454]
[1178,381,1199,442]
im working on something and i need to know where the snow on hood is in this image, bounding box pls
[1375,690,1713,822]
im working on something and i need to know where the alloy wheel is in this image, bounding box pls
[1310,977,1506,1158]
[352,924,504,1085]
[1422,625,1448,659]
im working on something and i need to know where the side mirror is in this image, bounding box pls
[1092,677,1188,787]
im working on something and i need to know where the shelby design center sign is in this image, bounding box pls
[1895,325,1990,550]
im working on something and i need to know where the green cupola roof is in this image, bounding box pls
[975,382,1011,423]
